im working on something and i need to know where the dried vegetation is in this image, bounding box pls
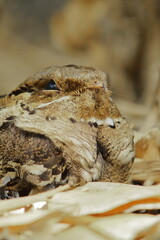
[0,0,160,239]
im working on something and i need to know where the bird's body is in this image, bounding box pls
[0,65,135,197]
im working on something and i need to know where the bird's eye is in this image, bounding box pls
[45,80,59,90]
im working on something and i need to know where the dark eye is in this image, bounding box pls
[45,80,59,90]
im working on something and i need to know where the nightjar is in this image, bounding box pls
[0,65,135,198]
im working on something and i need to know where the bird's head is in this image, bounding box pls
[7,65,120,120]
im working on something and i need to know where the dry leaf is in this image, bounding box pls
[54,225,106,240]
[90,214,160,240]
[0,184,70,214]
[49,182,160,216]
[135,128,160,161]
[132,159,160,185]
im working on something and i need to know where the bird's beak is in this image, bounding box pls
[88,82,107,91]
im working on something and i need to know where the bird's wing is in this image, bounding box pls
[14,112,101,185]
[0,118,67,193]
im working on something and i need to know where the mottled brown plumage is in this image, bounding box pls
[0,65,135,198]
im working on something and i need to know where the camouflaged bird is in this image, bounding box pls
[0,65,135,198]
